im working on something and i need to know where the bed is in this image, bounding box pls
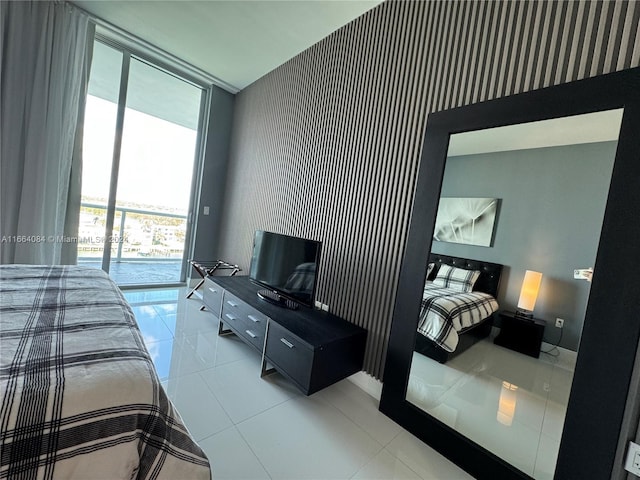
[0,265,211,479]
[415,254,503,363]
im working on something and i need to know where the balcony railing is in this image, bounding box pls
[78,202,188,263]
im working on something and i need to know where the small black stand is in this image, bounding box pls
[494,311,546,358]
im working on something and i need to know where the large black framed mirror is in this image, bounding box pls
[380,67,640,479]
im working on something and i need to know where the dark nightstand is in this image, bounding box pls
[494,311,546,358]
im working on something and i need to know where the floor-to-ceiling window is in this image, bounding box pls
[79,38,204,286]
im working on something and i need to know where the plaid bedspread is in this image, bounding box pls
[417,282,499,352]
[0,265,211,480]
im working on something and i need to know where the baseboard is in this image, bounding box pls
[540,341,578,370]
[347,371,383,401]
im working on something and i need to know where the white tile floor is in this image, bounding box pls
[407,335,576,480]
[123,287,473,480]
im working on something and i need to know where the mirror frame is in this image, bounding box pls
[380,67,640,479]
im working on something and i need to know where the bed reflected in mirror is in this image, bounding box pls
[404,110,623,479]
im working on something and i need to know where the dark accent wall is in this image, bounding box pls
[215,0,640,379]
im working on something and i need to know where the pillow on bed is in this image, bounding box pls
[432,264,480,292]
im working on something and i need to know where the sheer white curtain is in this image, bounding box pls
[0,1,94,264]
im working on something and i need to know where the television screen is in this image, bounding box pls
[249,231,321,308]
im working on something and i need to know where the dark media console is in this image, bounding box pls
[202,275,367,395]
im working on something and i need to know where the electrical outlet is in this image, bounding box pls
[624,441,640,475]
[203,206,210,215]
[555,318,564,328]
[321,303,329,312]
[314,300,322,309]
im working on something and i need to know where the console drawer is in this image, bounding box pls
[202,278,223,314]
[265,321,313,389]
[220,291,245,322]
[235,323,266,351]
[240,310,268,349]
[221,292,268,345]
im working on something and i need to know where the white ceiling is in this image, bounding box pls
[72,0,382,92]
[447,109,625,157]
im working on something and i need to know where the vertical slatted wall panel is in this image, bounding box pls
[217,0,640,379]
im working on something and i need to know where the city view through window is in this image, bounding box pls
[80,95,197,262]
[79,43,203,285]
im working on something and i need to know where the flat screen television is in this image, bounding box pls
[249,230,321,309]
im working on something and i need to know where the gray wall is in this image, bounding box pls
[191,86,235,262]
[431,141,617,351]
[214,0,640,379]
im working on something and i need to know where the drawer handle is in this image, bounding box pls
[224,313,236,321]
[226,300,238,308]
[208,287,218,293]
[280,338,295,348]
[245,330,257,338]
[247,314,261,323]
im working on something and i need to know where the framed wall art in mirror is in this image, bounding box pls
[379,67,640,480]
[433,197,500,247]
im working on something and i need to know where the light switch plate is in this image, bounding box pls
[624,441,640,476]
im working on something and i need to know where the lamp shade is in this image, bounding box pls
[517,270,542,312]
